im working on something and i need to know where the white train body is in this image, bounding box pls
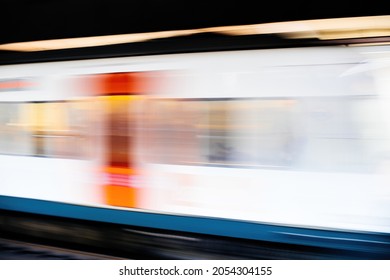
[1,45,390,238]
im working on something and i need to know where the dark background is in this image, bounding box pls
[0,0,388,44]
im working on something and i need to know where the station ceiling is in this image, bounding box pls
[1,0,388,44]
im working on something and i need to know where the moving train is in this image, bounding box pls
[0,19,390,258]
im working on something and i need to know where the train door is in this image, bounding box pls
[94,72,149,208]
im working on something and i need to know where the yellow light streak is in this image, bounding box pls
[0,15,389,52]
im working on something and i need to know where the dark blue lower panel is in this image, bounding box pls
[0,195,389,254]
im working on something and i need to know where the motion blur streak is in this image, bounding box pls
[0,15,389,51]
[1,41,390,258]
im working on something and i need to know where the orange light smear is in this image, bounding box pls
[104,185,137,208]
[99,72,150,95]
[104,166,135,175]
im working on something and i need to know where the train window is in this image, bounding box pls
[141,96,384,172]
[351,97,390,165]
[140,99,203,164]
[141,98,296,168]
[202,99,295,167]
[295,97,375,172]
[28,101,91,159]
[0,103,34,156]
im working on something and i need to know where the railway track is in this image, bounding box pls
[0,237,124,260]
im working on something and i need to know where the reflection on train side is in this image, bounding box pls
[140,97,382,173]
[1,96,382,173]
[0,101,93,158]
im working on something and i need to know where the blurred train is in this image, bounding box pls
[0,24,390,258]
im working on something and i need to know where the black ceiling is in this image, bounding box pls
[1,0,389,44]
